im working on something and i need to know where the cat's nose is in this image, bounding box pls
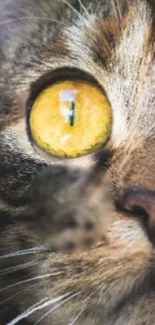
[123,187,155,242]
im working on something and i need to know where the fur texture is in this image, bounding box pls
[0,0,155,324]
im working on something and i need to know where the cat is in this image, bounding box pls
[0,0,155,324]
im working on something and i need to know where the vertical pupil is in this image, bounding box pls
[70,101,75,126]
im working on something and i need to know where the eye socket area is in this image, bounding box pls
[28,72,112,159]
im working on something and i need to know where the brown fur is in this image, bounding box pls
[0,0,155,324]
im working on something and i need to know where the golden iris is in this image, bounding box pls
[29,80,112,158]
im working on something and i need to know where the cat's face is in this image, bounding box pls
[0,0,155,324]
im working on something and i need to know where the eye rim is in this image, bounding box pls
[26,67,112,159]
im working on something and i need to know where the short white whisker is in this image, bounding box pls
[0,16,68,26]
[68,284,102,325]
[7,293,74,325]
[0,246,46,259]
[77,0,94,24]
[116,0,122,20]
[0,272,63,293]
[34,293,79,325]
[68,309,84,325]
[111,0,120,22]
[0,261,38,276]
[0,283,38,307]
[62,0,84,20]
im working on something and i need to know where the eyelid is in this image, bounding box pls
[27,67,107,105]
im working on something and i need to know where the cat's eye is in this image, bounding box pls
[29,79,112,158]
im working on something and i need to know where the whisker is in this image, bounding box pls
[0,272,63,293]
[0,283,38,307]
[68,284,103,325]
[62,0,95,30]
[116,0,122,21]
[111,0,120,22]
[34,293,79,325]
[0,246,46,259]
[68,309,84,325]
[0,261,38,276]
[94,2,102,16]
[7,293,74,325]
[0,16,68,26]
[77,0,95,26]
[77,0,90,18]
[62,0,84,20]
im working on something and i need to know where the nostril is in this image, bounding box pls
[123,187,155,216]
[122,186,155,243]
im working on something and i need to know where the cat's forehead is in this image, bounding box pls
[58,0,155,147]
